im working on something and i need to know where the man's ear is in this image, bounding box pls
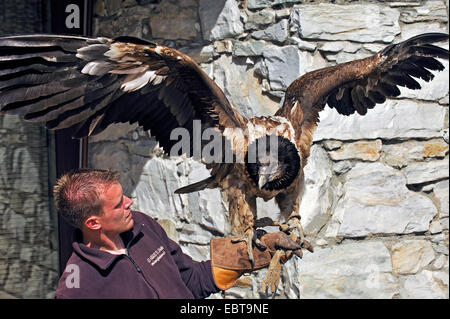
[84,216,101,230]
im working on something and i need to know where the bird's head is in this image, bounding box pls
[245,135,301,191]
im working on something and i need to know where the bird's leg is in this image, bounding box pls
[231,228,253,265]
[261,249,285,294]
[230,203,264,267]
[255,216,295,294]
[260,214,310,295]
[282,212,314,253]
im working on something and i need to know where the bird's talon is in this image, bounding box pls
[277,215,314,257]
[254,238,267,250]
[231,237,243,244]
[293,249,303,259]
[301,239,314,253]
[279,224,290,233]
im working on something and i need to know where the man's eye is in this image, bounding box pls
[115,198,123,209]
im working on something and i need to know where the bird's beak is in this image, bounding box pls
[258,161,278,189]
[259,174,269,189]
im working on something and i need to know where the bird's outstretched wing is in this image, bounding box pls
[0,34,247,155]
[276,33,449,132]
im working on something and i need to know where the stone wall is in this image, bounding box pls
[0,115,59,299]
[0,0,59,299]
[90,0,449,298]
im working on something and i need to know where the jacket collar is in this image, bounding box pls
[72,219,144,270]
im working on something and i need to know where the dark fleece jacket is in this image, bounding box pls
[54,211,220,299]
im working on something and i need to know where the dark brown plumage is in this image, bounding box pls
[1,32,448,290]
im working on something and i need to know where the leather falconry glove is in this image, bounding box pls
[210,230,301,290]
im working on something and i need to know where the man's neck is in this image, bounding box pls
[82,230,125,252]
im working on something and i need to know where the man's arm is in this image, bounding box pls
[145,215,220,298]
[166,238,221,298]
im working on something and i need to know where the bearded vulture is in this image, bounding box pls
[1,32,448,291]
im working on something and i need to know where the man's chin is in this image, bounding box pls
[127,218,134,229]
[123,217,134,232]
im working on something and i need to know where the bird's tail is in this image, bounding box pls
[174,176,216,194]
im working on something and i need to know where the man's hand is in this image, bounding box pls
[257,229,301,264]
[257,229,299,251]
[210,231,300,290]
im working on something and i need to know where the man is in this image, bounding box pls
[54,168,300,299]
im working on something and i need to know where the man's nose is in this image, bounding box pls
[124,196,133,208]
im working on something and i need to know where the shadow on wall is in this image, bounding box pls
[95,0,230,44]
[87,0,235,241]
[87,123,157,197]
[87,0,231,193]
[87,120,234,245]
[198,0,231,41]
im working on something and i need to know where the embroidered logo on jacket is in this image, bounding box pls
[146,246,166,266]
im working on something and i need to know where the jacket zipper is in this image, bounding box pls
[125,254,160,299]
[124,223,160,298]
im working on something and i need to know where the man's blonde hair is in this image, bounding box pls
[53,169,119,229]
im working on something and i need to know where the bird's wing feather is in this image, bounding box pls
[276,32,449,133]
[0,34,247,155]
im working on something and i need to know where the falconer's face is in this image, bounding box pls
[97,182,134,235]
